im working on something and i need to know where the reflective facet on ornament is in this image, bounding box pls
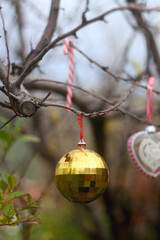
[55,143,109,203]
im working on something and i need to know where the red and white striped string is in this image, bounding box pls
[147,76,155,124]
[64,38,74,111]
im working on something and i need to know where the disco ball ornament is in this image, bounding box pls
[55,141,109,203]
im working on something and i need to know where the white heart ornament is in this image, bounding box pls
[127,126,160,177]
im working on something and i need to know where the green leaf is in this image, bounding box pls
[0,216,8,224]
[20,204,39,211]
[0,203,3,209]
[0,173,17,192]
[16,212,20,221]
[0,215,4,223]
[17,134,40,143]
[3,203,15,218]
[6,191,31,204]
[0,130,10,143]
[0,180,7,192]
[8,176,17,192]
[1,173,10,186]
[0,190,4,201]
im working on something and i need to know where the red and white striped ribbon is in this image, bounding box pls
[64,38,74,111]
[147,76,155,123]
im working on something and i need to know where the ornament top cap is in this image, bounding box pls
[78,139,86,148]
[146,125,156,134]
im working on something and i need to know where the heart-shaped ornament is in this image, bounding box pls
[127,126,160,177]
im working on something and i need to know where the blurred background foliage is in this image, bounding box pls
[0,111,160,240]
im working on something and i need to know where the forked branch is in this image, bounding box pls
[16,4,160,87]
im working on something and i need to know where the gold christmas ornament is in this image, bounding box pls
[55,141,109,203]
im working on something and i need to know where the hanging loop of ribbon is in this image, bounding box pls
[78,112,83,141]
[147,76,155,124]
[64,38,74,112]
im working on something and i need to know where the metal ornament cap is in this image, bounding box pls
[78,139,86,149]
[145,125,156,134]
[55,143,109,203]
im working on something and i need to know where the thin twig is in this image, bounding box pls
[0,101,12,109]
[16,5,160,86]
[40,102,150,125]
[37,176,54,202]
[0,8,11,96]
[82,0,89,23]
[26,79,116,102]
[39,79,142,118]
[130,5,160,74]
[0,60,7,85]
[0,85,20,101]
[39,92,51,104]
[0,114,17,130]
[0,7,21,116]
[26,78,150,123]
[0,86,7,95]
[26,78,143,108]
[41,102,79,114]
[73,45,160,95]
[22,0,60,75]
[14,0,26,60]
[97,78,142,115]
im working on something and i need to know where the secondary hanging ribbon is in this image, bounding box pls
[147,76,155,124]
[78,112,83,141]
[64,38,74,111]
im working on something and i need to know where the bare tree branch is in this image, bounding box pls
[0,101,12,109]
[0,4,159,126]
[22,0,60,73]
[14,0,26,60]
[40,91,51,103]
[0,60,7,85]
[39,101,149,125]
[82,0,90,23]
[26,79,117,101]
[130,8,160,74]
[25,77,154,124]
[16,5,160,87]
[31,78,151,125]
[73,45,160,96]
[0,6,22,116]
[0,8,10,90]
[98,78,141,115]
